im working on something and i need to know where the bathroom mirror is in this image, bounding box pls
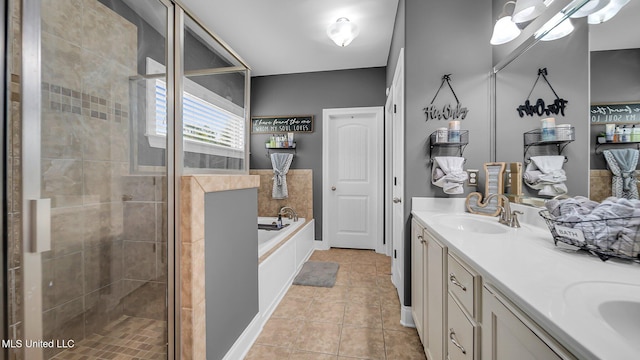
[491,0,639,201]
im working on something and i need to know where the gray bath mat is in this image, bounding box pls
[292,261,340,288]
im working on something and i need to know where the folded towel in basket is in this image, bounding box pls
[545,196,598,218]
[560,197,640,255]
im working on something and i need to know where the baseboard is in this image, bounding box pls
[400,305,416,328]
[314,238,330,250]
[222,313,261,360]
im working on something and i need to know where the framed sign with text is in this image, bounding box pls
[590,102,640,124]
[251,115,314,133]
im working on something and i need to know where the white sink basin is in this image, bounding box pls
[432,214,508,234]
[558,281,640,351]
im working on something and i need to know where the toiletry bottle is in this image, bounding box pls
[277,214,283,229]
[633,125,640,142]
[615,126,622,142]
[606,124,615,142]
[270,134,275,147]
[622,125,631,142]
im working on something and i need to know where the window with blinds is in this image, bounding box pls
[145,58,245,159]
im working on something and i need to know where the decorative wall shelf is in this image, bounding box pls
[595,140,640,155]
[265,143,297,157]
[523,128,574,163]
[428,130,469,159]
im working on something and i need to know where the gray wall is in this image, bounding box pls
[590,48,640,169]
[386,0,405,88]
[398,0,493,305]
[495,19,590,197]
[250,68,387,240]
[205,189,258,360]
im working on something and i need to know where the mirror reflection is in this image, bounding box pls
[493,0,639,203]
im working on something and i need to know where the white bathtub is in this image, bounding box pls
[258,216,306,257]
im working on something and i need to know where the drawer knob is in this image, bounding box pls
[449,328,467,355]
[449,273,467,292]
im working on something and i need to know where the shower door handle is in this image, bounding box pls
[29,198,51,253]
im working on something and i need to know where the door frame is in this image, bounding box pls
[322,106,384,252]
[388,49,408,322]
[384,93,394,257]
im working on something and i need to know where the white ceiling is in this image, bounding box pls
[589,0,640,51]
[179,0,400,77]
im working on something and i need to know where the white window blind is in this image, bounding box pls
[146,58,245,159]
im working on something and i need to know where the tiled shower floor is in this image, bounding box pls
[245,248,427,360]
[51,316,166,359]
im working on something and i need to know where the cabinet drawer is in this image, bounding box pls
[447,254,477,317]
[447,294,476,360]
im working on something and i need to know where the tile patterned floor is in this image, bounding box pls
[245,248,426,360]
[51,316,167,359]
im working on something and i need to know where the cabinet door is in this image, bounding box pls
[426,231,446,360]
[482,286,565,360]
[411,218,425,342]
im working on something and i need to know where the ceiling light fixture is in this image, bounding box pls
[536,12,575,41]
[588,0,629,24]
[327,17,360,47]
[568,0,611,18]
[512,0,547,23]
[490,1,522,45]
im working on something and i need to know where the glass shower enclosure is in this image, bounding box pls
[8,0,250,358]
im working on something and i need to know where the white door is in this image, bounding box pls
[391,49,405,297]
[323,107,383,250]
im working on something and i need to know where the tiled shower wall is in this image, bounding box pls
[7,0,167,358]
[250,169,313,221]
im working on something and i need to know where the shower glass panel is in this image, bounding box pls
[36,0,169,358]
[182,14,248,172]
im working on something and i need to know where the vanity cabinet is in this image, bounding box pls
[411,218,426,341]
[482,285,575,360]
[411,218,447,360]
[412,216,574,360]
[426,230,446,360]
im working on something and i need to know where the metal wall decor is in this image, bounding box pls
[517,68,568,117]
[424,74,469,121]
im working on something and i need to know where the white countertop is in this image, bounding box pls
[411,197,640,360]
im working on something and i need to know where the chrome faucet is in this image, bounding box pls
[485,194,522,228]
[279,206,299,222]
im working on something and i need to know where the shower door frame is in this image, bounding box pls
[20,0,178,359]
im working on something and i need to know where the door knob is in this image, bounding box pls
[393,197,402,203]
[331,186,336,191]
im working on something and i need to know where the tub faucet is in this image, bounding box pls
[485,193,521,228]
[279,207,299,222]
